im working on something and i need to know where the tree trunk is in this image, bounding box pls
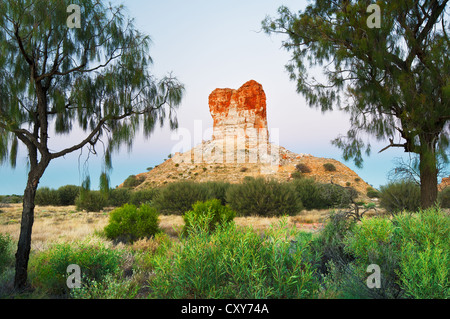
[14,161,48,290]
[419,135,438,209]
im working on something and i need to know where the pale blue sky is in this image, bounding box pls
[0,0,419,195]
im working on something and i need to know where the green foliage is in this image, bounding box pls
[183,199,236,235]
[323,163,337,172]
[108,188,132,207]
[366,187,380,198]
[70,272,140,299]
[149,220,320,299]
[75,190,108,212]
[398,240,449,299]
[438,187,450,208]
[379,181,421,213]
[0,194,22,204]
[318,183,355,208]
[123,175,145,188]
[29,238,124,295]
[202,181,231,206]
[291,178,325,210]
[35,187,60,206]
[393,207,450,299]
[152,181,209,215]
[226,177,302,216]
[57,185,81,206]
[104,204,160,243]
[35,185,81,206]
[310,211,356,274]
[324,207,450,299]
[0,233,14,274]
[129,189,158,206]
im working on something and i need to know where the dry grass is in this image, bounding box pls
[0,204,109,251]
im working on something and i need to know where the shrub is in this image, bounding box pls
[57,185,81,206]
[398,239,449,299]
[0,194,22,204]
[366,187,381,198]
[318,183,355,208]
[310,211,356,275]
[129,189,158,206]
[379,180,420,213]
[438,187,450,208]
[330,207,450,299]
[70,272,140,299]
[343,217,400,298]
[291,178,326,210]
[108,188,132,207]
[323,163,337,172]
[202,181,231,205]
[29,239,123,295]
[149,219,320,299]
[183,199,235,235]
[104,204,160,243]
[35,187,59,206]
[123,175,145,188]
[295,163,311,173]
[152,181,209,215]
[393,207,450,299]
[75,190,108,212]
[0,233,14,274]
[226,177,302,216]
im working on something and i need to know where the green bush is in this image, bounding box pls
[123,175,145,188]
[379,180,421,213]
[366,187,381,198]
[291,178,326,210]
[323,163,337,172]
[0,195,22,204]
[318,183,355,208]
[438,187,450,208]
[183,199,235,235]
[202,181,231,205]
[0,233,14,274]
[29,238,123,295]
[152,181,209,215]
[149,219,320,299]
[57,185,81,206]
[35,187,59,206]
[226,177,302,216]
[104,204,160,243]
[326,207,450,299]
[70,272,140,299]
[129,189,158,206]
[310,211,356,275]
[108,188,131,207]
[398,239,449,299]
[75,190,108,212]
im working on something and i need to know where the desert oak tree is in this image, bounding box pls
[262,0,449,208]
[0,0,184,290]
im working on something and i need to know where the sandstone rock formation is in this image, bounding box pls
[125,80,373,197]
[439,176,450,191]
[209,80,269,151]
